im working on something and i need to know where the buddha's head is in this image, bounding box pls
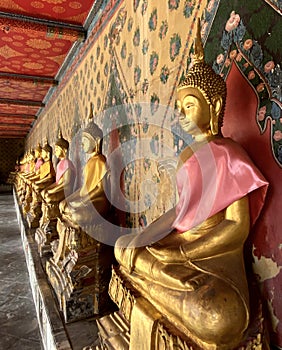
[55,130,69,159]
[29,150,35,162]
[35,143,42,159]
[42,139,52,161]
[176,19,226,141]
[82,103,103,155]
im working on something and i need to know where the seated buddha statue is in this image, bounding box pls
[113,21,269,349]
[59,110,110,230]
[27,140,56,227]
[32,140,55,193]
[22,150,37,214]
[26,143,44,184]
[41,131,75,205]
[36,131,75,234]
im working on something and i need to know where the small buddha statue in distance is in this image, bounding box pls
[32,139,55,192]
[41,130,75,204]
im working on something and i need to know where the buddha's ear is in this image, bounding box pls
[210,95,222,135]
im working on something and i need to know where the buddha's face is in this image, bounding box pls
[176,87,211,138]
[55,145,65,159]
[82,134,96,154]
[29,153,34,161]
[42,149,50,161]
[35,149,41,158]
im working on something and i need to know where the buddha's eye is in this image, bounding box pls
[185,103,193,109]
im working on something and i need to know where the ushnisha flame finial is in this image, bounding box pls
[88,102,94,121]
[193,18,204,65]
[58,128,62,139]
[82,102,103,141]
[55,128,69,150]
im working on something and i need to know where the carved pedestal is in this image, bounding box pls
[35,201,60,256]
[22,184,33,215]
[46,219,115,323]
[95,267,269,350]
[26,191,42,228]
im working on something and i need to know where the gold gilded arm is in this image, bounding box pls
[148,196,250,263]
[47,168,72,194]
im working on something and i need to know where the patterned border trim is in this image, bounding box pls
[264,0,282,15]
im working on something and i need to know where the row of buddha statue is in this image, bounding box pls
[13,21,269,350]
[14,112,115,323]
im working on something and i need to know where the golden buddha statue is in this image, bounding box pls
[110,20,269,350]
[35,132,75,255]
[32,140,55,192]
[46,110,115,322]
[58,113,110,230]
[22,149,37,214]
[41,131,75,204]
[25,143,44,184]
[27,140,55,228]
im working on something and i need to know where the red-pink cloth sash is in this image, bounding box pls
[35,158,44,171]
[56,158,75,184]
[173,138,268,232]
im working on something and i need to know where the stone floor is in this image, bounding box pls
[0,192,101,350]
[0,193,43,349]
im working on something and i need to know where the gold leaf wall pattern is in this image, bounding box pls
[26,0,209,228]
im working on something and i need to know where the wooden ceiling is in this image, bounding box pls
[0,0,98,138]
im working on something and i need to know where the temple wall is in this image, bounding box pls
[25,0,282,347]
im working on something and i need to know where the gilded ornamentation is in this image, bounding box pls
[69,2,82,10]
[26,39,52,49]
[149,51,159,75]
[148,8,157,31]
[0,45,24,59]
[30,2,44,9]
[159,20,168,40]
[169,33,181,62]
[52,6,66,14]
[41,0,66,4]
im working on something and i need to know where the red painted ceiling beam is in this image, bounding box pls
[0,135,25,138]
[0,123,31,128]
[0,119,33,125]
[0,131,27,135]
[0,98,44,107]
[0,11,86,41]
[0,113,35,119]
[0,73,58,86]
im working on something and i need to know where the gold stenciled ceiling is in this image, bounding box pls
[0,0,98,138]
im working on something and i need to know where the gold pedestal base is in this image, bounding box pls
[35,221,58,256]
[46,221,115,323]
[26,202,42,229]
